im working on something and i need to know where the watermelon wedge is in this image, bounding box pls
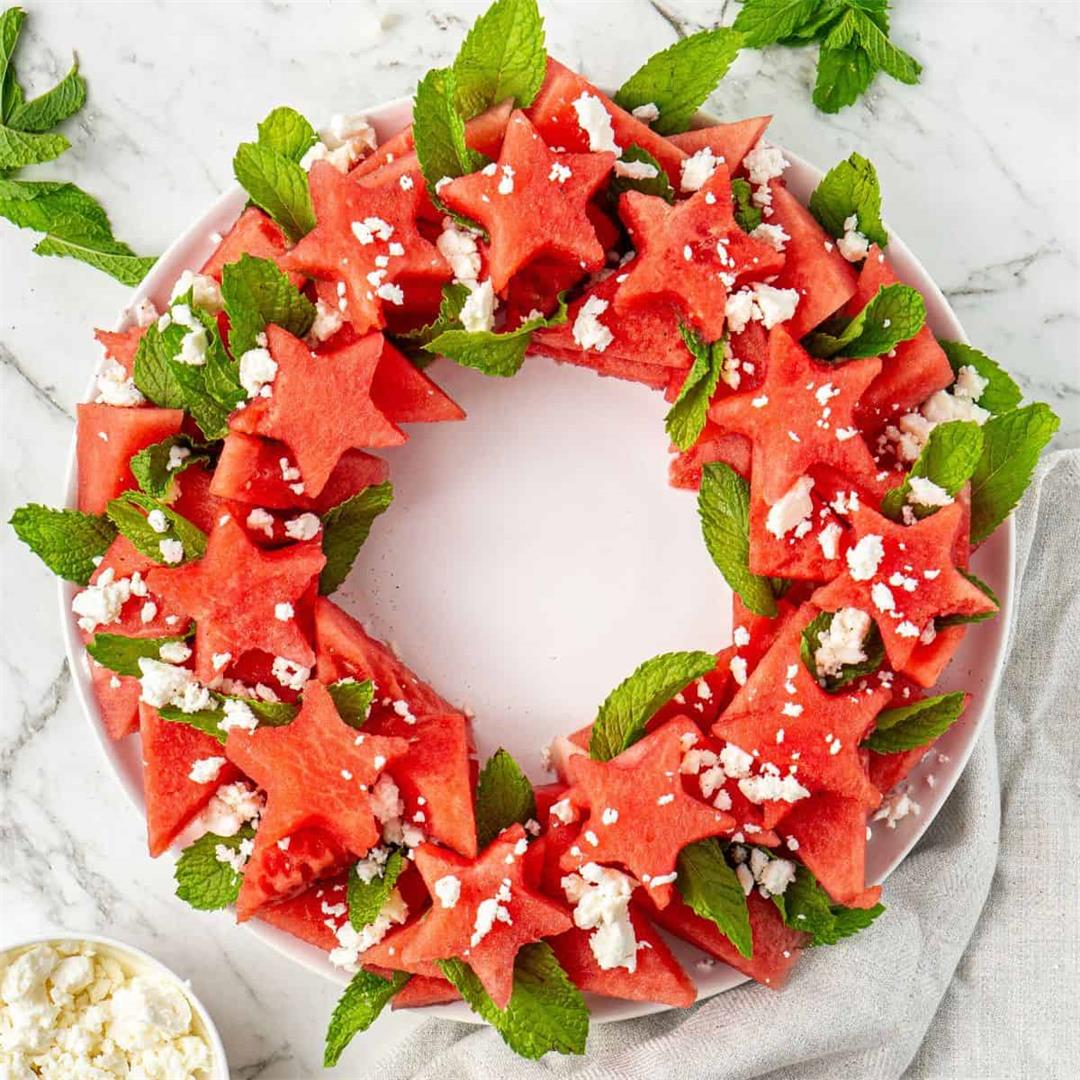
[668,117,772,173]
[200,207,297,284]
[256,872,350,951]
[95,325,146,374]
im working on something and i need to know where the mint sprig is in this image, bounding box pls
[324,969,409,1068]
[590,650,716,762]
[610,145,675,203]
[130,435,210,502]
[881,420,984,521]
[327,678,375,728]
[698,462,778,617]
[864,691,967,754]
[731,177,763,233]
[413,66,488,200]
[438,943,588,1060]
[799,609,884,691]
[771,864,884,945]
[475,749,536,849]
[808,152,887,248]
[174,825,255,911]
[676,839,753,958]
[804,282,925,360]
[665,325,724,452]
[9,504,116,584]
[106,491,207,565]
[613,28,744,136]
[347,849,405,932]
[220,254,316,357]
[86,630,194,677]
[393,282,470,358]
[319,483,394,595]
[938,341,1022,417]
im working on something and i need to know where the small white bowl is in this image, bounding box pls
[0,933,229,1079]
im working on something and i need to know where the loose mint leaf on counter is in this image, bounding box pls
[732,0,824,46]
[9,504,117,584]
[812,41,875,114]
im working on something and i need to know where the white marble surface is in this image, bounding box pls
[1,1,1077,1077]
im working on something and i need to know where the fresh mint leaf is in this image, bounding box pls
[0,7,26,122]
[130,435,210,501]
[452,0,547,118]
[677,839,753,958]
[813,41,875,113]
[772,864,884,946]
[614,28,743,136]
[327,678,374,728]
[324,969,409,1068]
[698,462,778,617]
[256,106,317,163]
[319,482,394,595]
[132,317,188,409]
[106,491,207,565]
[590,650,716,762]
[610,144,675,203]
[799,609,884,690]
[732,0,825,46]
[6,59,85,133]
[864,691,967,753]
[174,825,255,911]
[849,8,920,84]
[394,281,470,355]
[348,849,405,931]
[881,420,984,521]
[438,943,588,1060]
[414,66,488,199]
[939,341,1022,417]
[0,124,67,169]
[475,749,536,849]
[9,503,116,584]
[86,629,194,677]
[221,253,316,356]
[804,283,924,359]
[665,325,724,452]
[160,695,297,743]
[731,177,763,233]
[969,403,1060,545]
[233,141,314,243]
[808,151,886,247]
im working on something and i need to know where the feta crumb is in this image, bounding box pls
[271,656,310,691]
[188,756,226,784]
[239,347,278,398]
[765,476,815,539]
[284,513,321,541]
[571,92,620,154]
[814,607,871,678]
[95,359,146,407]
[562,863,638,972]
[158,539,184,565]
[907,476,954,508]
[274,602,294,622]
[614,158,659,181]
[679,147,719,192]
[630,102,660,123]
[434,874,461,909]
[846,534,885,580]
[837,214,871,262]
[460,279,496,333]
[750,222,790,253]
[436,220,482,283]
[246,508,275,539]
[571,295,614,352]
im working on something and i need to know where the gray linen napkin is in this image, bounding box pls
[370,450,1079,1080]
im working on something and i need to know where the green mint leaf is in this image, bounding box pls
[132,317,188,409]
[937,569,999,628]
[327,678,374,728]
[799,609,884,690]
[807,151,887,247]
[614,28,743,136]
[475,749,536,849]
[698,462,778,617]
[732,0,826,47]
[772,864,884,946]
[731,177,763,233]
[451,0,547,118]
[233,141,315,243]
[348,849,406,931]
[174,825,255,911]
[850,8,921,85]
[9,504,116,584]
[609,144,675,203]
[324,969,409,1068]
[0,7,26,123]
[438,943,588,1060]
[414,66,488,200]
[221,253,316,357]
[256,106,317,163]
[86,629,194,678]
[319,482,394,595]
[665,325,724,452]
[881,420,984,521]
[804,283,925,359]
[812,42,876,114]
[969,403,1060,545]
[394,282,471,357]
[0,124,67,169]
[106,491,207,565]
[160,694,298,744]
[938,341,1022,416]
[6,58,85,133]
[864,690,967,753]
[590,650,717,762]
[424,295,568,378]
[676,839,753,958]
[130,435,210,501]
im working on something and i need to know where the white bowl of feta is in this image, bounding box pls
[0,934,228,1079]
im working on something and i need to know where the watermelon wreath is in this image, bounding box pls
[10,0,1059,1068]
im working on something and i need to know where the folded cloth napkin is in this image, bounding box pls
[374,450,1079,1080]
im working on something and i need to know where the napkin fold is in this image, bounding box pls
[373,450,1079,1080]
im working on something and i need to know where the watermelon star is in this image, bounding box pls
[278,160,451,335]
[439,109,616,293]
[230,325,405,498]
[559,719,735,909]
[400,823,573,1009]
[708,327,885,505]
[614,165,784,341]
[146,515,325,682]
[810,502,997,680]
[225,679,409,855]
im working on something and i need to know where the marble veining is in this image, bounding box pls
[1,2,1077,1076]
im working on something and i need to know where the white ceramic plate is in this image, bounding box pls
[60,96,1014,1024]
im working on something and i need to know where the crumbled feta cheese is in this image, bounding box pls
[329,890,409,971]
[470,879,513,947]
[550,798,577,825]
[953,364,989,401]
[434,874,462,909]
[729,655,748,686]
[548,161,573,184]
[273,602,294,622]
[814,607,871,678]
[871,581,896,613]
[245,508,275,539]
[308,298,345,343]
[750,222,790,252]
[571,295,614,352]
[571,92,619,154]
[158,538,184,564]
[436,220,482,283]
[719,743,753,778]
[743,141,789,187]
[738,771,810,806]
[679,147,719,192]
[846,534,885,580]
[724,283,800,333]
[188,756,226,784]
[630,102,660,123]
[460,279,496,333]
[71,569,131,633]
[837,214,870,262]
[166,445,190,472]
[238,347,277,398]
[765,476,815,539]
[818,521,843,561]
[94,359,146,407]
[284,513,320,541]
[271,656,309,691]
[614,157,659,181]
[873,786,921,828]
[497,164,515,195]
[137,658,211,714]
[562,863,638,972]
[158,641,191,664]
[170,269,223,313]
[907,476,954,507]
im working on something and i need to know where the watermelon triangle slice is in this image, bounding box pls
[390,975,461,1009]
[255,872,350,952]
[668,117,772,173]
[200,207,299,287]
[366,332,465,425]
[95,325,146,375]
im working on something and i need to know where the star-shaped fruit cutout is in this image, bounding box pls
[230,325,404,498]
[811,501,997,678]
[278,160,451,335]
[559,719,735,909]
[439,109,615,293]
[146,516,324,682]
[400,823,572,1009]
[712,604,889,819]
[225,680,409,856]
[614,166,785,341]
[708,327,884,505]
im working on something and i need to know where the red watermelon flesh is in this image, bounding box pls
[900,624,967,688]
[171,463,232,535]
[367,334,465,424]
[89,666,142,741]
[139,703,240,857]
[95,325,146,375]
[669,424,751,491]
[868,745,928,795]
[503,255,590,329]
[536,346,674,390]
[76,404,185,515]
[766,183,858,340]
[636,888,806,989]
[527,58,686,186]
[200,207,300,287]
[849,246,953,425]
[255,873,349,952]
[362,920,445,982]
[391,976,461,1009]
[668,117,772,173]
